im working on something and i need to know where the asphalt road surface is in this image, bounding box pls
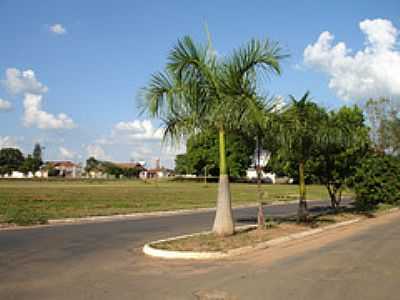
[1,199,399,300]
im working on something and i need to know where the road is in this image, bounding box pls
[1,199,399,299]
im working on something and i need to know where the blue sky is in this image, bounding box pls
[1,0,399,167]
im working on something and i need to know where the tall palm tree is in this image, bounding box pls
[278,92,326,221]
[141,35,285,236]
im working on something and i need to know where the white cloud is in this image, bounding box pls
[1,68,48,95]
[49,24,67,35]
[0,98,12,111]
[0,68,76,129]
[59,146,76,160]
[0,136,18,149]
[86,144,111,161]
[113,120,164,140]
[23,93,75,129]
[303,18,400,101]
[92,119,183,168]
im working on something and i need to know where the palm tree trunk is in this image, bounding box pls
[256,136,265,228]
[212,127,235,236]
[298,161,308,222]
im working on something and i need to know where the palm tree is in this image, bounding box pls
[278,92,326,221]
[245,99,282,228]
[141,35,285,236]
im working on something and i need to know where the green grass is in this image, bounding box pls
[0,179,344,225]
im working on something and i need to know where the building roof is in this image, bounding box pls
[113,162,145,169]
[46,161,80,168]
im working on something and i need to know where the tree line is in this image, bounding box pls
[0,144,43,176]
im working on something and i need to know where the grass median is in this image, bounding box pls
[151,210,367,252]
[0,179,343,225]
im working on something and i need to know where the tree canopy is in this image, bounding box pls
[0,148,25,175]
[175,129,255,177]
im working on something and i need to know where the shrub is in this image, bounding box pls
[349,154,400,209]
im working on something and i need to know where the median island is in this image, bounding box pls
[144,207,391,258]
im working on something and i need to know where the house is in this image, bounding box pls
[139,159,174,179]
[0,161,81,179]
[246,167,276,183]
[1,171,39,179]
[246,150,277,183]
[44,161,82,178]
[86,161,145,179]
[114,162,145,170]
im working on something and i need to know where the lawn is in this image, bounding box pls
[0,179,343,225]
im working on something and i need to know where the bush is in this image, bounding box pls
[48,168,61,177]
[349,154,400,209]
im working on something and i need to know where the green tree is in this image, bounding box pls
[33,143,43,163]
[349,153,400,209]
[175,129,255,177]
[105,164,124,178]
[276,92,326,221]
[141,35,285,236]
[175,154,193,175]
[20,155,38,175]
[122,167,142,178]
[311,106,370,208]
[85,157,101,173]
[0,148,25,175]
[365,98,400,154]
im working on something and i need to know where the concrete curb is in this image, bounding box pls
[0,197,352,231]
[46,198,325,225]
[143,218,361,260]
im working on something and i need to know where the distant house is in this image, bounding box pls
[1,170,42,179]
[114,162,145,170]
[246,167,276,183]
[44,161,82,178]
[139,159,174,179]
[246,150,277,183]
[86,161,145,179]
[140,167,174,179]
[0,161,82,179]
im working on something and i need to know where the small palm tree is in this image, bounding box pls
[244,99,282,228]
[278,92,326,221]
[141,35,285,236]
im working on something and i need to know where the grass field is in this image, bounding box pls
[0,179,343,225]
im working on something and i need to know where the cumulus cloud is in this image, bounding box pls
[0,68,76,129]
[1,68,48,95]
[86,144,111,160]
[0,136,19,149]
[49,24,67,35]
[0,98,12,111]
[113,120,164,140]
[303,18,400,101]
[23,93,75,129]
[59,146,76,160]
[93,119,183,168]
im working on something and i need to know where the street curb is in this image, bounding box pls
[46,198,325,225]
[143,218,361,260]
[0,198,351,231]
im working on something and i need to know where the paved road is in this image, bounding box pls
[3,199,398,300]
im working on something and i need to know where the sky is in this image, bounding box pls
[0,0,399,168]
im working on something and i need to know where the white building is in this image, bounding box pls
[246,150,277,183]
